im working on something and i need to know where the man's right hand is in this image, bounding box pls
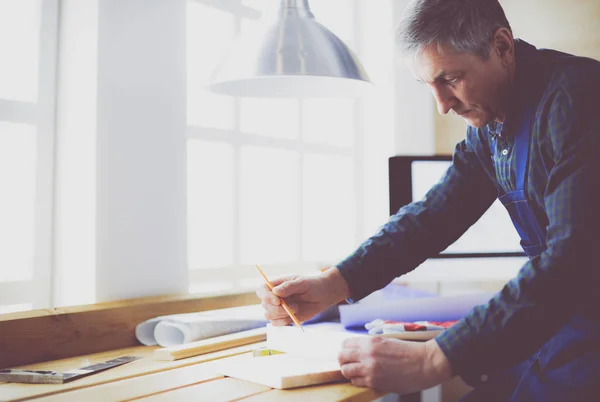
[256,267,350,326]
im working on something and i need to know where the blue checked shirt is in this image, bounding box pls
[336,40,600,384]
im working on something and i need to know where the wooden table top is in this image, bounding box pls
[0,342,386,402]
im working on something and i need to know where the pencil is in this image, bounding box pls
[255,264,304,332]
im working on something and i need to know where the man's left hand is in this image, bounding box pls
[337,336,453,394]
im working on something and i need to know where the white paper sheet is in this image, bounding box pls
[339,292,495,328]
[135,304,268,347]
[266,323,366,360]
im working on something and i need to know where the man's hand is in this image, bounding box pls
[256,267,350,325]
[338,336,453,394]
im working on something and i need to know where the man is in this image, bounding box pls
[257,0,600,399]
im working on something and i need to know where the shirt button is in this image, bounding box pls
[501,149,508,156]
[480,374,489,382]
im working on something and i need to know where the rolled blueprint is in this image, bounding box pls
[135,304,268,347]
[339,292,495,328]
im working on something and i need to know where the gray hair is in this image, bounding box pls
[396,0,512,60]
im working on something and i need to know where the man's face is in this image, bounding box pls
[407,43,512,128]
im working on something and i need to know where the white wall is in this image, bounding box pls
[95,0,188,301]
[355,0,396,238]
[354,0,437,239]
[54,0,188,304]
[392,0,436,156]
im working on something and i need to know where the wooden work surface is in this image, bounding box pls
[0,343,386,402]
[0,293,386,401]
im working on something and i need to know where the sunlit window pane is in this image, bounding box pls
[240,15,260,33]
[187,2,236,129]
[189,281,234,295]
[303,154,355,261]
[0,0,40,102]
[187,140,234,269]
[241,0,270,10]
[240,98,299,139]
[240,147,298,264]
[302,99,354,147]
[0,122,36,281]
[309,0,354,49]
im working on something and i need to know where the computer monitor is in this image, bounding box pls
[389,155,525,258]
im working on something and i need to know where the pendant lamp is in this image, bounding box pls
[207,0,372,98]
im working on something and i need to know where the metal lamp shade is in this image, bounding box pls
[207,0,372,98]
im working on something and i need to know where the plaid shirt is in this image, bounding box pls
[336,39,600,384]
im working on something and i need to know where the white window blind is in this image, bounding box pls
[0,0,59,314]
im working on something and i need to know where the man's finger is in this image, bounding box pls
[350,376,370,388]
[267,276,295,287]
[270,317,292,327]
[341,336,367,350]
[262,302,290,321]
[338,348,362,365]
[340,362,364,379]
[272,277,309,298]
[256,285,281,306]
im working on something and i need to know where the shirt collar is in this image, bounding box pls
[488,120,504,138]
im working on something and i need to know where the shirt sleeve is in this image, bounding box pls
[336,130,498,302]
[436,66,600,386]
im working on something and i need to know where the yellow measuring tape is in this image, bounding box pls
[252,347,284,357]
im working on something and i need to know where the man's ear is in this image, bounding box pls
[492,28,514,65]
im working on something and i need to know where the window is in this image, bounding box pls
[0,0,59,313]
[186,0,395,294]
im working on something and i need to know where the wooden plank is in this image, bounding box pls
[0,343,265,402]
[214,325,436,392]
[28,362,224,402]
[127,377,270,402]
[0,292,259,369]
[266,325,361,360]
[216,353,345,389]
[266,325,439,361]
[153,327,267,361]
[0,293,255,322]
[237,381,385,402]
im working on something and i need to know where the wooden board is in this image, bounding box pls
[128,377,270,402]
[29,363,223,402]
[0,343,265,402]
[239,381,386,402]
[153,327,267,361]
[216,353,345,390]
[265,325,440,362]
[265,325,364,360]
[266,325,440,361]
[0,292,259,369]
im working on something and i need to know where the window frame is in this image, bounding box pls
[0,0,59,310]
[186,0,364,293]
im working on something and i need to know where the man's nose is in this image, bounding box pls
[431,86,457,115]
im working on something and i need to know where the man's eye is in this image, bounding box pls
[446,77,459,84]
